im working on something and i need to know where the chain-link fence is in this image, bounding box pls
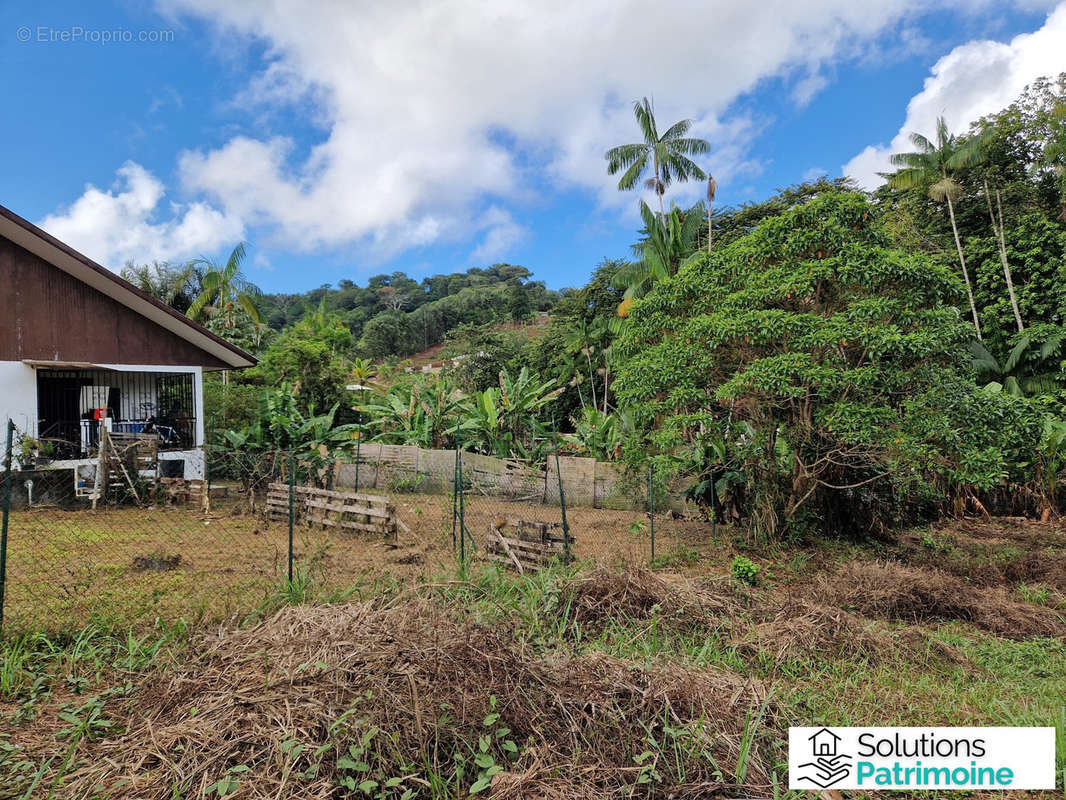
[1,419,708,634]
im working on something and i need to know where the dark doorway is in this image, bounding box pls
[36,372,84,457]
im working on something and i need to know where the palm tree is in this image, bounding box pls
[121,261,197,312]
[349,357,377,388]
[969,325,1066,396]
[982,180,1024,332]
[888,117,985,339]
[615,200,703,313]
[186,243,263,326]
[606,97,710,216]
[564,319,601,412]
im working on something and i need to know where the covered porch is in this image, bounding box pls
[30,364,203,460]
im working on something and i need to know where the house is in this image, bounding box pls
[809,728,841,757]
[0,203,255,480]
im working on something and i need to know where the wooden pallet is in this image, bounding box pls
[160,477,205,506]
[485,516,571,573]
[265,483,409,542]
[91,429,157,507]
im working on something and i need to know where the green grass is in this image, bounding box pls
[2,533,1065,798]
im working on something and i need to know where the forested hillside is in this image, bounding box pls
[258,263,558,357]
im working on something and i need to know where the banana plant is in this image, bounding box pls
[360,376,470,448]
[564,408,621,460]
[1036,416,1066,519]
[457,368,563,460]
[360,386,429,446]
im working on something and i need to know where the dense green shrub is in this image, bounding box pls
[614,192,1046,538]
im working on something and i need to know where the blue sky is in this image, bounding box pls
[1,1,1062,293]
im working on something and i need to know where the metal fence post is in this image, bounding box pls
[457,446,466,568]
[450,444,459,550]
[552,416,570,563]
[0,420,13,631]
[287,445,295,583]
[354,410,362,491]
[648,464,655,564]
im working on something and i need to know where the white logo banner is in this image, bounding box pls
[789,727,1056,791]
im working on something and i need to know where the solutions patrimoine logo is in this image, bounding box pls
[796,728,852,788]
[790,727,1058,791]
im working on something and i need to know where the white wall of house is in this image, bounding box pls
[0,361,39,437]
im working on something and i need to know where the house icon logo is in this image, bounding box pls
[796,728,852,788]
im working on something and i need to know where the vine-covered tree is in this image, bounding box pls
[614,192,1044,538]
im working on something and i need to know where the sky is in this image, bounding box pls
[1,1,1064,293]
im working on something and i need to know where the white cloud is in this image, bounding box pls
[38,162,244,268]
[154,0,972,255]
[471,207,528,263]
[43,0,1059,265]
[843,3,1066,188]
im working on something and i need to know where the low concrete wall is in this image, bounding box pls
[4,467,80,510]
[331,445,661,511]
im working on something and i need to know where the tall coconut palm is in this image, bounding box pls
[983,180,1024,332]
[186,243,263,326]
[606,97,710,216]
[887,117,985,339]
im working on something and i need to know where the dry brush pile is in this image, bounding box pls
[823,560,1066,640]
[65,598,772,799]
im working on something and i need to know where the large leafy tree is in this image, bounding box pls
[605,97,709,215]
[887,117,986,339]
[614,192,1044,538]
[255,303,353,417]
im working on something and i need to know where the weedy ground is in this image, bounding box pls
[0,517,1064,799]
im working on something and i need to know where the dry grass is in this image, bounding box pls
[562,568,748,635]
[65,599,770,799]
[2,493,682,633]
[822,560,1066,639]
[896,517,1066,592]
[731,598,968,668]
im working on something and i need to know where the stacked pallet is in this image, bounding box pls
[266,483,409,542]
[160,477,205,506]
[485,517,572,573]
